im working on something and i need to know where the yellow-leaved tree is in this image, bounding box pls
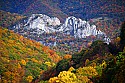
[49,71,77,83]
[26,75,33,83]
[20,59,26,66]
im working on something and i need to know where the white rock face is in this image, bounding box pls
[23,14,60,33]
[47,17,61,26]
[19,14,104,37]
[12,14,110,44]
[60,16,104,38]
[14,14,105,38]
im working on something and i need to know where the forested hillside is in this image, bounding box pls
[0,0,125,83]
[38,22,125,83]
[0,17,125,83]
[0,27,62,82]
[0,10,25,28]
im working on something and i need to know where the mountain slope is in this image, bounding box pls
[24,0,68,22]
[0,10,25,28]
[0,27,61,82]
[0,0,68,22]
[56,0,125,19]
[0,0,124,21]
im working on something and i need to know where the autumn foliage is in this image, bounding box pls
[0,27,61,82]
[0,20,125,83]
